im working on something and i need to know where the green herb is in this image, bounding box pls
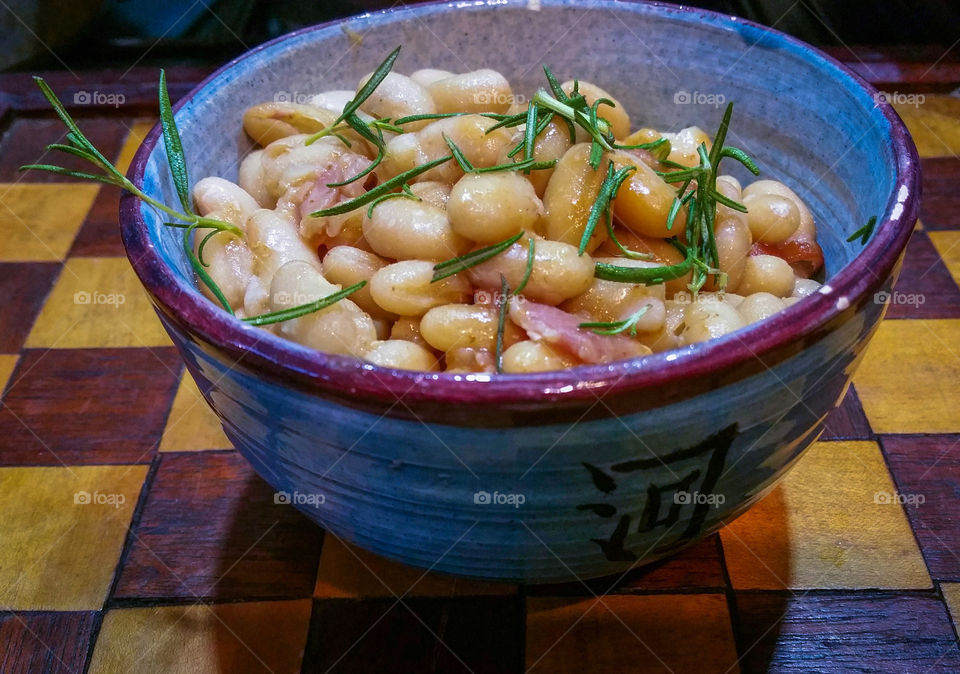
[443,134,475,172]
[578,162,636,255]
[495,274,510,373]
[594,241,695,285]
[604,102,759,295]
[431,230,524,282]
[579,303,651,336]
[847,215,877,246]
[242,281,366,326]
[365,183,420,218]
[24,75,362,324]
[304,47,403,186]
[443,134,556,174]
[513,238,536,296]
[311,154,453,217]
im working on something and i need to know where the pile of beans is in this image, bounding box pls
[191,65,824,373]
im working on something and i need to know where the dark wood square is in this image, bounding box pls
[734,593,960,672]
[0,347,181,465]
[112,451,323,601]
[302,596,523,674]
[881,434,960,579]
[0,263,60,353]
[0,611,96,674]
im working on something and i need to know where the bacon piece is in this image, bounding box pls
[750,237,824,279]
[508,300,650,364]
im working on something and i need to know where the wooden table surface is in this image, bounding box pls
[1,48,960,673]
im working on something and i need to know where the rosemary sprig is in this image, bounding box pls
[513,238,536,296]
[365,183,420,218]
[847,215,877,246]
[304,47,402,186]
[242,281,366,326]
[578,162,636,255]
[24,75,366,325]
[495,274,510,373]
[579,303,650,336]
[442,134,556,175]
[431,231,524,282]
[597,103,759,295]
[311,154,453,217]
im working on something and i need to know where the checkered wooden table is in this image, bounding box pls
[1,55,960,673]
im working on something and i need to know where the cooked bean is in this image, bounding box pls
[524,118,573,196]
[357,71,435,130]
[428,70,512,114]
[193,176,260,229]
[737,292,786,324]
[610,150,686,239]
[363,197,469,261]
[792,277,821,298]
[269,260,377,356]
[562,257,665,323]
[409,68,455,89]
[744,193,800,244]
[644,300,687,352]
[561,80,631,140]
[681,295,745,345]
[192,222,254,310]
[322,246,394,320]
[381,114,514,184]
[243,102,334,146]
[260,134,345,200]
[738,254,796,297]
[363,339,439,371]
[662,126,711,168]
[447,172,542,243]
[420,304,497,352]
[502,340,575,373]
[742,179,814,238]
[238,150,272,208]
[308,90,355,115]
[541,143,610,250]
[409,181,451,210]
[246,208,321,281]
[468,237,594,305]
[369,260,471,315]
[445,346,495,373]
[389,316,426,345]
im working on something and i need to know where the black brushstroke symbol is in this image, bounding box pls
[578,423,739,562]
[590,514,636,562]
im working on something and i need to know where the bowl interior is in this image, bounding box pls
[132,0,909,377]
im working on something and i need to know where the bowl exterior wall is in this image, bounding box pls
[157,283,887,581]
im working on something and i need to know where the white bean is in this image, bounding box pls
[447,172,542,243]
[369,260,471,316]
[738,254,796,297]
[363,197,469,261]
[363,339,439,371]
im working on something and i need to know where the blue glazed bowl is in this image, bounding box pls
[120,0,919,582]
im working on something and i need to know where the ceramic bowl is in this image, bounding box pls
[120,0,919,582]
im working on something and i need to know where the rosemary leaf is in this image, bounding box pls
[431,230,523,282]
[495,274,510,373]
[311,154,453,217]
[242,281,366,326]
[513,238,536,296]
[333,46,401,126]
[159,69,193,214]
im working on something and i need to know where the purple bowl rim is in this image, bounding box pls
[120,0,920,408]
